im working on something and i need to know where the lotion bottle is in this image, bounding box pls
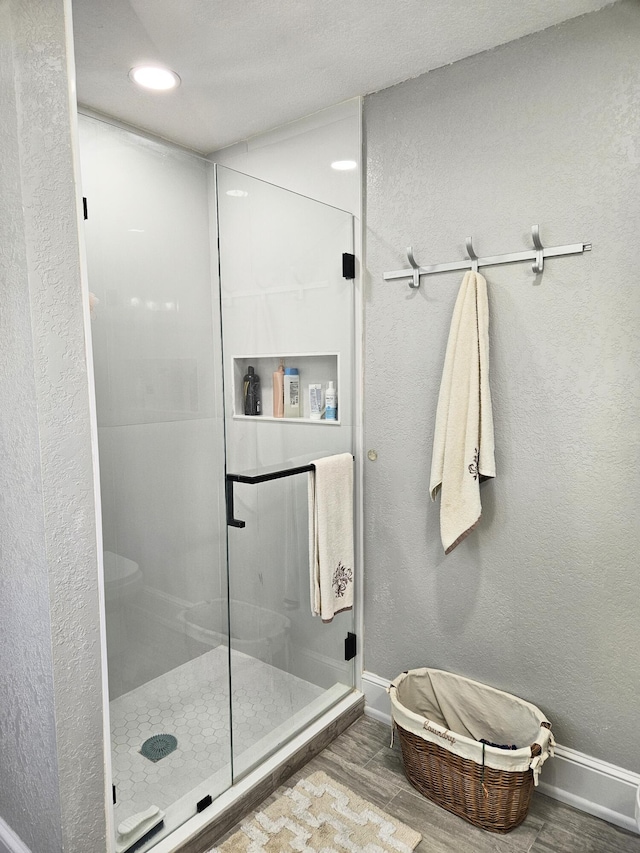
[272,360,285,418]
[325,380,337,421]
[309,384,323,420]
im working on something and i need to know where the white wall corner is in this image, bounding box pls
[361,671,640,835]
[0,819,32,853]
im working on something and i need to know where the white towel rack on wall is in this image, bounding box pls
[383,225,592,289]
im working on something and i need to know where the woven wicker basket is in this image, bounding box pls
[389,668,554,833]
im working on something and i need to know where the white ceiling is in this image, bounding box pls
[72,0,612,155]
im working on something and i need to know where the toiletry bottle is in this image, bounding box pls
[243,366,261,415]
[283,367,300,417]
[309,384,323,420]
[273,360,285,418]
[325,380,337,421]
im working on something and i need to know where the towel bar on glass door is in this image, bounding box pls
[225,456,354,528]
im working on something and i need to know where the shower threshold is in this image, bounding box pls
[109,646,359,853]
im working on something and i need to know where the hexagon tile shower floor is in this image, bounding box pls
[109,647,324,827]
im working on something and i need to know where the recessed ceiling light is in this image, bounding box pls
[331,160,357,171]
[226,189,249,197]
[129,65,181,91]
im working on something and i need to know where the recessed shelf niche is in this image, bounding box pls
[232,353,339,423]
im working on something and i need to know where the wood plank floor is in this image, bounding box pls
[213,714,640,852]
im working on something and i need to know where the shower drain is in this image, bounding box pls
[140,734,178,762]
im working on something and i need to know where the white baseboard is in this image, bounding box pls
[537,745,640,833]
[361,670,640,835]
[0,819,32,853]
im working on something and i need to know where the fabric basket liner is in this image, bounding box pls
[389,667,554,782]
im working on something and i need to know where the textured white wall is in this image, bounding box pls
[0,2,63,848]
[363,1,640,771]
[0,0,106,850]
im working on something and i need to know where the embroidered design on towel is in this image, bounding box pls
[332,562,353,598]
[468,448,480,480]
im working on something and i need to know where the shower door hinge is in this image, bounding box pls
[112,784,117,805]
[197,794,213,813]
[342,252,355,280]
[344,632,357,661]
[83,197,88,220]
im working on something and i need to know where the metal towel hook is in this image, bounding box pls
[531,224,544,274]
[406,246,421,289]
[465,236,479,272]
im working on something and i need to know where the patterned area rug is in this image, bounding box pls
[212,771,421,852]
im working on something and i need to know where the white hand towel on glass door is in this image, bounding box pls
[429,270,495,553]
[308,453,354,621]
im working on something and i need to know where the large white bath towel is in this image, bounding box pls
[429,270,495,553]
[308,453,354,621]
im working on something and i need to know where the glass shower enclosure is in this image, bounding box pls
[80,115,355,851]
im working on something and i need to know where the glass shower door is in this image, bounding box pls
[79,116,232,852]
[216,165,356,779]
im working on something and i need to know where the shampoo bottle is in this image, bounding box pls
[283,367,300,417]
[243,366,261,416]
[273,360,285,418]
[325,380,337,421]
